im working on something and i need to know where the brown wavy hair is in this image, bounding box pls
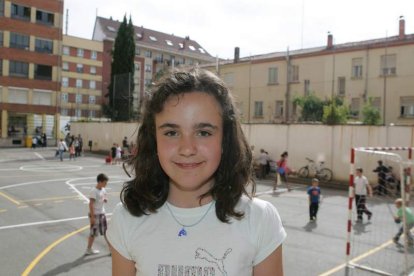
[121,68,254,222]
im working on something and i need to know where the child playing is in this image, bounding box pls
[107,68,286,275]
[69,142,76,160]
[86,173,109,255]
[392,198,414,245]
[307,178,321,221]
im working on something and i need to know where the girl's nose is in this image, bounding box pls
[178,136,197,156]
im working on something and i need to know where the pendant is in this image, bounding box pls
[178,227,187,237]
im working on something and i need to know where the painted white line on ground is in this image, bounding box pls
[0,178,71,190]
[0,213,113,231]
[34,152,45,160]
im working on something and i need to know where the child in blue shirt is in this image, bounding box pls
[307,178,321,221]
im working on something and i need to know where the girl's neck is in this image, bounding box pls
[167,192,213,208]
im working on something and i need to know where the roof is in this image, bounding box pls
[93,16,215,62]
[203,33,414,67]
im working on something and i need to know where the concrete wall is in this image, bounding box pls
[72,122,414,183]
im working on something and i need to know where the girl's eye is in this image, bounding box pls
[198,130,212,137]
[164,130,178,137]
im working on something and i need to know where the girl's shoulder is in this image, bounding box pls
[236,196,279,220]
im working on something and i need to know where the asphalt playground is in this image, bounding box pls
[0,147,413,276]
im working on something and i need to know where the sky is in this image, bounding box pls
[64,0,414,59]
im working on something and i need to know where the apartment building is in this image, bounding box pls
[61,35,103,120]
[205,18,414,126]
[92,16,216,115]
[0,0,63,145]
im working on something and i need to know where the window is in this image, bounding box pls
[62,77,69,87]
[63,46,70,55]
[134,63,140,71]
[107,26,116,32]
[189,45,196,51]
[371,97,381,111]
[77,48,84,57]
[149,36,157,41]
[144,78,152,86]
[11,4,31,21]
[338,77,346,96]
[304,80,310,96]
[222,73,234,87]
[145,64,152,72]
[350,98,360,117]
[135,47,140,56]
[76,64,83,73]
[0,87,2,102]
[91,51,97,60]
[289,65,299,82]
[89,95,96,104]
[10,32,29,49]
[400,96,414,117]
[144,50,152,58]
[89,110,96,118]
[275,101,284,117]
[352,58,363,79]
[35,64,52,80]
[89,80,96,89]
[35,38,53,53]
[0,32,3,46]
[165,40,173,46]
[254,101,263,117]
[9,60,29,78]
[61,93,68,103]
[62,62,69,71]
[154,53,163,62]
[76,79,83,88]
[0,59,2,76]
[90,66,96,74]
[36,10,54,25]
[33,90,51,105]
[8,88,28,104]
[381,54,396,76]
[0,0,4,16]
[75,94,82,103]
[75,109,82,117]
[188,59,194,65]
[268,67,278,84]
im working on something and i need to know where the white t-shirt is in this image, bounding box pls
[354,175,369,195]
[258,152,268,165]
[89,187,107,214]
[107,196,286,276]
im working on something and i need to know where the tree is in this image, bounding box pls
[106,15,136,121]
[323,103,348,125]
[362,98,381,125]
[293,94,325,122]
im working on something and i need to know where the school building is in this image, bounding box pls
[203,17,414,126]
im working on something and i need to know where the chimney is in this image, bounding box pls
[399,16,405,39]
[234,47,240,63]
[327,32,333,49]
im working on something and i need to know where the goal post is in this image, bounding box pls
[346,146,414,276]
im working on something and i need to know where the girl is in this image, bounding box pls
[107,68,286,276]
[69,142,76,161]
[274,151,292,192]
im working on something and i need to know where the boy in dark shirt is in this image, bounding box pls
[307,178,321,221]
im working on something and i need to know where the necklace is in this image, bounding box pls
[166,201,214,237]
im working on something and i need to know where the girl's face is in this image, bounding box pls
[155,92,223,198]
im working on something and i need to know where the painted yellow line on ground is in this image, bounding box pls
[18,205,28,209]
[0,209,7,213]
[20,192,120,203]
[21,224,89,276]
[0,191,20,205]
[319,240,393,276]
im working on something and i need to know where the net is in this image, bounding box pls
[346,147,414,276]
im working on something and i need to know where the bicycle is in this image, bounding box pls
[298,157,333,181]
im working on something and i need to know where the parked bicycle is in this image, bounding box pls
[298,158,333,181]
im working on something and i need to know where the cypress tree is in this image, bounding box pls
[107,15,136,121]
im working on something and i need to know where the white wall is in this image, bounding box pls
[73,122,414,183]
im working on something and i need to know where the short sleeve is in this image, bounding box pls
[253,200,287,265]
[106,203,133,260]
[88,188,96,200]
